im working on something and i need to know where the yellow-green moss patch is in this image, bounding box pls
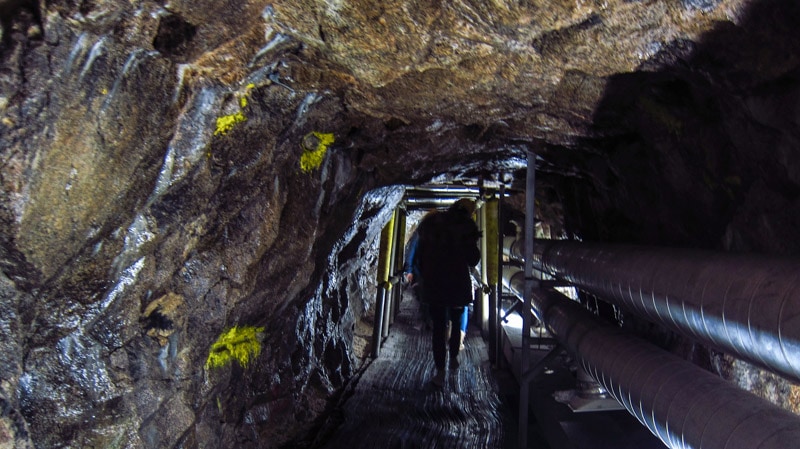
[300,131,335,173]
[214,84,256,136]
[214,111,246,136]
[205,325,265,370]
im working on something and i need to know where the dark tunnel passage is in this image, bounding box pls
[308,171,800,449]
[2,0,800,447]
[307,1,800,444]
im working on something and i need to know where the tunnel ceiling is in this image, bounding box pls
[3,0,800,447]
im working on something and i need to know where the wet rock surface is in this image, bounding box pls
[1,0,800,447]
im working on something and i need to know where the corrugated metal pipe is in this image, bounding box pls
[527,239,800,384]
[530,286,800,449]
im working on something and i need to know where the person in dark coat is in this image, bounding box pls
[415,198,481,386]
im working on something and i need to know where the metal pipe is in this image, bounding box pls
[376,213,395,285]
[372,213,396,356]
[405,185,509,203]
[382,284,392,338]
[371,287,387,359]
[532,239,800,384]
[503,235,524,262]
[496,183,505,368]
[405,185,482,197]
[403,197,467,210]
[503,265,545,325]
[387,209,403,328]
[502,266,526,298]
[531,287,800,449]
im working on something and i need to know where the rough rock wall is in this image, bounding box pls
[0,2,409,447]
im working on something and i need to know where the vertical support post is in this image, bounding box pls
[371,288,386,359]
[392,208,407,319]
[385,209,400,329]
[496,182,505,368]
[479,202,490,335]
[373,211,396,355]
[382,294,392,337]
[519,151,536,449]
[484,196,499,364]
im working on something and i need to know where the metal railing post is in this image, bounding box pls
[496,183,505,368]
[519,151,536,449]
[479,202,490,334]
[372,211,396,357]
[371,286,387,359]
[484,195,500,364]
[392,208,407,321]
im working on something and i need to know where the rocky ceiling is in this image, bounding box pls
[2,0,800,447]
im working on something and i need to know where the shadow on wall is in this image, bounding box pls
[558,0,800,253]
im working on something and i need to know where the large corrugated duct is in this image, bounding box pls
[529,286,800,449]
[529,239,800,384]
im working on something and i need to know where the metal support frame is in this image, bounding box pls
[382,210,399,338]
[496,182,505,368]
[372,210,396,357]
[500,301,520,323]
[479,202,490,335]
[521,345,562,384]
[390,208,407,325]
[518,151,536,449]
[371,287,387,359]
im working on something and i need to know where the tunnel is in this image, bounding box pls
[2,0,800,448]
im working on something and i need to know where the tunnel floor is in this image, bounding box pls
[311,292,519,449]
[308,290,670,449]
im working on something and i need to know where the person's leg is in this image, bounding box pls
[458,306,468,349]
[448,307,465,369]
[429,304,448,384]
[415,284,431,330]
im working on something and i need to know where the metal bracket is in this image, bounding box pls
[552,389,625,413]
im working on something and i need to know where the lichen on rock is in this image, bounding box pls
[205,326,265,370]
[300,131,335,172]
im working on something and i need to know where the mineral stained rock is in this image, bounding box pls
[2,0,800,447]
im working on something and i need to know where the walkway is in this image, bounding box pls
[312,293,514,449]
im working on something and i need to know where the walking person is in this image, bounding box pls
[404,220,432,330]
[415,198,481,386]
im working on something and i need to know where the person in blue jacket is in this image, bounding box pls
[403,228,429,327]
